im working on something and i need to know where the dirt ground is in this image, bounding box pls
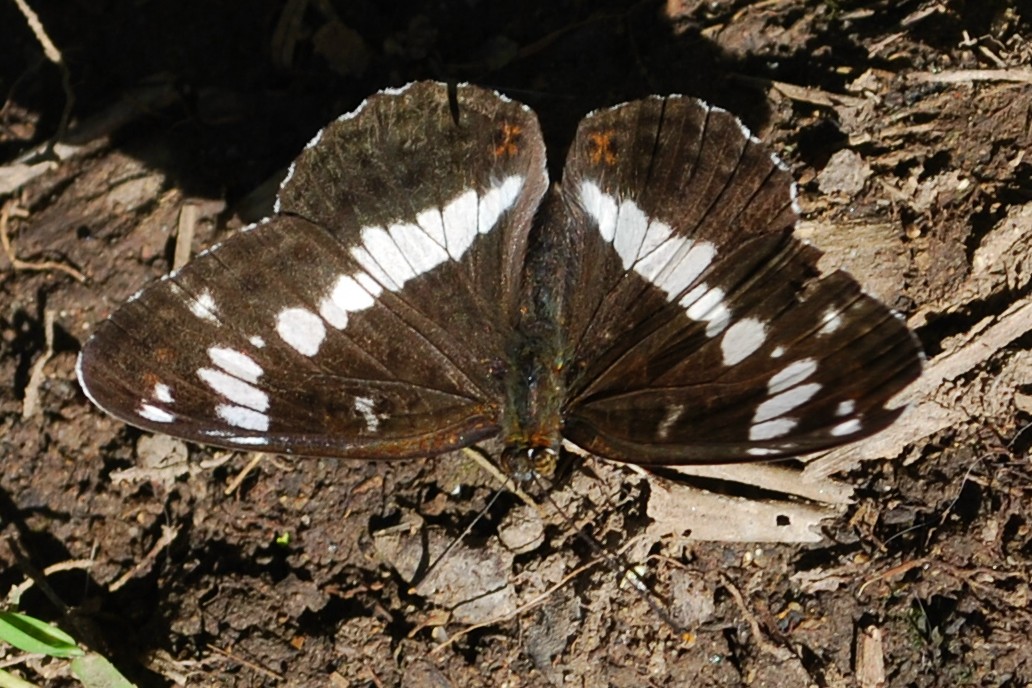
[2,1,1031,686]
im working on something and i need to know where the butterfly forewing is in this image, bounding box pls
[78,82,548,458]
[277,83,545,333]
[555,96,923,463]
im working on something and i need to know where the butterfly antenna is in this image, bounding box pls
[410,486,508,594]
[533,472,693,640]
[411,445,536,593]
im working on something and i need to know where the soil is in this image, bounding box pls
[2,1,1032,686]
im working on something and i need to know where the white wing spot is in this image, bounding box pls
[355,272,383,297]
[652,241,715,297]
[633,235,678,284]
[190,289,219,323]
[478,176,524,236]
[768,358,818,395]
[657,403,685,440]
[208,347,263,383]
[819,308,843,335]
[276,307,326,357]
[721,318,767,365]
[319,274,380,329]
[770,346,785,358]
[249,336,266,349]
[578,182,717,301]
[442,189,480,260]
[361,226,417,288]
[200,429,230,438]
[351,246,398,291]
[753,383,822,423]
[638,217,672,259]
[749,418,798,441]
[836,400,856,417]
[153,383,174,404]
[216,403,269,432]
[354,396,381,432]
[198,368,269,412]
[139,403,174,423]
[831,418,863,436]
[579,180,618,241]
[389,222,449,276]
[613,199,650,269]
[416,207,447,246]
[682,285,731,336]
[746,447,779,456]
[224,435,268,446]
[349,177,524,295]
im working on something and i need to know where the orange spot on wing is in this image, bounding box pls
[494,122,523,158]
[588,130,617,166]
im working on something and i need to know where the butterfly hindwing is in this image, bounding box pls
[78,82,548,458]
[555,96,922,463]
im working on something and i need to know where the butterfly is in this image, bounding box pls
[77,81,922,478]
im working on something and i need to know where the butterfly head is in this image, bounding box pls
[501,443,557,483]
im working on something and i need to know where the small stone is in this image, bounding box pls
[372,521,425,583]
[498,504,545,554]
[817,149,871,196]
[669,569,715,628]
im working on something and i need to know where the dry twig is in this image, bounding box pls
[108,525,179,592]
[21,308,55,418]
[1,201,87,282]
[207,644,284,681]
[721,575,794,662]
[10,0,74,149]
[223,453,267,496]
[910,68,1032,84]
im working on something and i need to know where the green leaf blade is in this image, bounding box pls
[0,612,83,659]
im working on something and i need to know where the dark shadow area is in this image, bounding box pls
[2,0,784,206]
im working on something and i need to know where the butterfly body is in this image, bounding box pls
[78,82,922,472]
